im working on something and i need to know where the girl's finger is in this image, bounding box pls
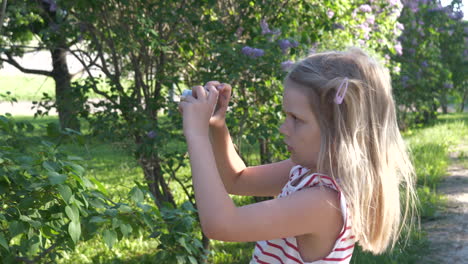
[181,94,197,103]
[205,80,220,88]
[218,83,232,94]
[192,85,207,99]
[207,85,219,104]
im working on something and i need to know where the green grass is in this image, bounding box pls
[0,75,122,102]
[8,112,468,263]
[0,75,55,101]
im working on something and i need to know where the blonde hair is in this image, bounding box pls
[285,47,418,254]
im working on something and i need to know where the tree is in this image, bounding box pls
[393,0,466,125]
[0,0,84,130]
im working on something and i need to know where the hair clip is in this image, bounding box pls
[334,77,349,105]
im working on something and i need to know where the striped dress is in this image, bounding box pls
[250,165,355,264]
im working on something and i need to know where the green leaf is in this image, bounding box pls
[57,184,73,203]
[90,178,108,195]
[178,237,191,253]
[90,216,107,223]
[118,204,133,213]
[176,255,185,264]
[0,233,9,251]
[65,205,80,222]
[67,156,84,161]
[103,229,117,249]
[42,161,57,172]
[68,221,81,244]
[188,256,197,264]
[129,187,144,203]
[120,223,133,237]
[9,221,25,237]
[48,172,67,185]
[65,162,85,176]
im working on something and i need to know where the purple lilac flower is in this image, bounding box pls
[236,27,244,38]
[394,42,403,55]
[385,54,391,61]
[333,23,345,30]
[389,0,401,7]
[366,15,375,25]
[352,9,358,19]
[327,9,335,19]
[50,23,59,32]
[393,66,401,73]
[254,49,265,57]
[396,22,405,31]
[278,39,292,51]
[290,40,299,48]
[443,82,453,89]
[260,19,272,35]
[421,61,428,67]
[359,23,372,37]
[281,60,295,71]
[402,75,409,83]
[147,130,157,139]
[359,4,372,13]
[407,2,419,13]
[357,39,366,46]
[450,11,464,20]
[241,46,265,58]
[408,48,415,55]
[428,7,445,13]
[50,4,57,12]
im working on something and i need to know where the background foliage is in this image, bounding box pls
[0,0,467,263]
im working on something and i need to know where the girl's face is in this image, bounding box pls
[279,81,321,170]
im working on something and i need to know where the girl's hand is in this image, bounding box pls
[179,85,219,139]
[204,81,232,128]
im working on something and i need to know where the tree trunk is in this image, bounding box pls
[440,92,448,114]
[139,155,176,209]
[259,138,271,164]
[50,48,80,131]
[460,89,467,112]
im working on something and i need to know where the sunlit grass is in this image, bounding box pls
[0,75,55,101]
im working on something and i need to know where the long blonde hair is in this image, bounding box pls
[285,47,418,254]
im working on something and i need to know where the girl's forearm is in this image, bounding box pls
[186,135,236,235]
[209,123,247,193]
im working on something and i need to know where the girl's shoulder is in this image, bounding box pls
[288,165,339,192]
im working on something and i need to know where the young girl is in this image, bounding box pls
[178,47,417,263]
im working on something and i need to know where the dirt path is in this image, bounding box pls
[422,151,468,264]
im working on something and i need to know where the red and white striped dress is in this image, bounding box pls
[250,165,355,264]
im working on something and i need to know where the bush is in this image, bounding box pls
[0,115,204,263]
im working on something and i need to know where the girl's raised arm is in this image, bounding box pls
[210,122,295,197]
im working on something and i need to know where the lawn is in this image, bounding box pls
[0,75,55,101]
[8,112,468,263]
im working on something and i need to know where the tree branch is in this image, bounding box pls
[0,0,7,33]
[1,53,53,77]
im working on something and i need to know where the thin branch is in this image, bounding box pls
[0,0,7,33]
[3,45,48,52]
[1,53,53,77]
[67,48,118,106]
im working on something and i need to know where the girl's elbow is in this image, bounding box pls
[200,219,232,241]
